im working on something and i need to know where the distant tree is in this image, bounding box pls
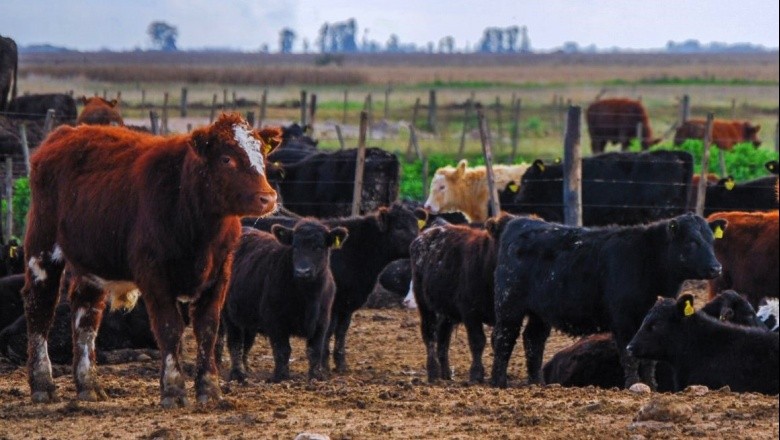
[439,36,455,53]
[147,21,178,51]
[279,28,296,53]
[519,26,531,53]
[302,38,310,53]
[386,34,400,52]
[562,41,579,53]
[505,26,519,52]
[317,18,359,53]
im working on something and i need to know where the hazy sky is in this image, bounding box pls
[1,0,778,52]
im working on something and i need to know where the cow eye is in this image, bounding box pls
[221,156,235,167]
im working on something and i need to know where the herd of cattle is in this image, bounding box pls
[0,91,777,410]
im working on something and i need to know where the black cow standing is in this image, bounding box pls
[627,294,779,394]
[242,203,426,373]
[7,93,78,124]
[491,213,725,389]
[267,123,318,166]
[267,147,399,218]
[0,274,25,330]
[509,151,693,226]
[410,214,514,383]
[221,220,347,383]
[701,174,779,216]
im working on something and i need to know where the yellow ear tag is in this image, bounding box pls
[684,300,695,317]
[538,163,545,172]
[8,246,17,259]
[713,226,724,239]
[262,144,272,156]
[333,236,342,249]
[417,219,426,230]
[725,180,735,191]
[508,183,519,193]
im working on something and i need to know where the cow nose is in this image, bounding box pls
[259,192,277,206]
[708,265,722,278]
[294,267,313,278]
[625,344,634,357]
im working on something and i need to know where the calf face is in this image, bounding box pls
[378,204,428,258]
[424,160,467,214]
[700,290,764,328]
[272,220,348,282]
[627,295,692,362]
[663,214,726,280]
[743,123,761,147]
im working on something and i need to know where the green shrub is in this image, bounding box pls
[655,141,779,182]
[0,177,31,241]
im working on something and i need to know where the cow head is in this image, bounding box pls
[77,96,123,126]
[272,219,347,282]
[742,122,761,147]
[424,159,469,214]
[627,294,694,361]
[701,290,763,328]
[374,203,427,258]
[661,213,725,281]
[190,113,278,217]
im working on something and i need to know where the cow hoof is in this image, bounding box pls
[229,370,247,383]
[31,390,58,404]
[160,395,189,409]
[197,393,222,405]
[77,387,108,402]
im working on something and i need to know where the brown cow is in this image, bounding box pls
[23,113,278,407]
[674,119,761,150]
[77,96,124,126]
[707,211,779,308]
[585,98,661,154]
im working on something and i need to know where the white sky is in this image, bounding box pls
[1,0,778,52]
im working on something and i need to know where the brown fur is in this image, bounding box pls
[22,113,277,407]
[675,119,762,150]
[586,98,660,154]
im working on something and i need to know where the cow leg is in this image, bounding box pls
[332,311,353,373]
[490,317,522,388]
[190,290,228,405]
[268,333,292,383]
[417,302,440,383]
[143,294,187,408]
[306,321,330,381]
[224,318,247,383]
[436,317,454,380]
[592,139,606,155]
[69,276,108,401]
[241,329,256,374]
[522,314,551,385]
[320,315,337,372]
[463,317,486,384]
[23,237,65,403]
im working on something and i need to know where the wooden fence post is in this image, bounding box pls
[150,111,160,135]
[42,109,56,135]
[422,157,429,199]
[636,122,643,147]
[342,89,349,124]
[258,88,268,128]
[695,114,715,217]
[300,90,308,126]
[246,111,255,128]
[335,125,346,150]
[162,92,169,134]
[308,93,318,135]
[232,90,237,110]
[180,87,188,117]
[4,157,13,240]
[141,89,146,108]
[774,120,779,153]
[351,111,368,216]
[407,124,422,164]
[384,87,391,120]
[222,89,228,111]
[510,99,521,163]
[494,96,503,144]
[411,97,421,129]
[458,96,474,160]
[19,124,31,176]
[209,94,218,123]
[476,106,500,218]
[364,93,373,139]
[427,89,437,134]
[563,105,582,227]
[680,94,690,125]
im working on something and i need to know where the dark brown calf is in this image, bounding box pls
[674,119,761,150]
[76,96,124,126]
[585,98,661,154]
[707,211,779,308]
[23,113,279,407]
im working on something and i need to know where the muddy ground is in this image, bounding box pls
[0,282,777,440]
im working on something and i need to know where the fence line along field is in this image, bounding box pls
[0,50,778,439]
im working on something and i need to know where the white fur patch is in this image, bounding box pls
[402,281,418,309]
[233,124,265,175]
[164,354,180,385]
[51,245,64,263]
[74,307,86,329]
[424,175,445,213]
[77,343,91,382]
[757,299,779,332]
[31,334,52,377]
[28,257,47,283]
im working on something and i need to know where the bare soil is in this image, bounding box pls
[0,283,777,440]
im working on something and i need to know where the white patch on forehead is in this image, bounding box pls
[28,257,47,283]
[233,124,265,175]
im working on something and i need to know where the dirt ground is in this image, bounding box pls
[0,282,777,440]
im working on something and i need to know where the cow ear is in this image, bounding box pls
[709,219,727,239]
[328,227,349,249]
[79,96,88,105]
[375,207,390,232]
[271,224,294,245]
[109,99,118,107]
[190,127,212,156]
[257,127,283,156]
[455,159,468,177]
[677,293,695,318]
[532,159,545,173]
[753,124,761,133]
